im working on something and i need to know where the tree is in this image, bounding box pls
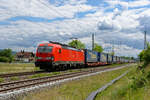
[110,52,115,56]
[143,43,150,66]
[93,43,103,53]
[68,40,85,49]
[138,50,145,62]
[138,43,150,66]
[131,57,134,60]
[0,49,13,62]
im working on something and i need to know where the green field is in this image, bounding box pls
[0,63,39,73]
[19,64,134,100]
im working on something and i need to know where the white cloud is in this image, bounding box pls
[62,0,88,5]
[106,0,150,9]
[128,0,150,7]
[98,17,122,31]
[0,0,96,21]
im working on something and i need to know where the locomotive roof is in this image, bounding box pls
[38,42,82,51]
[49,41,82,51]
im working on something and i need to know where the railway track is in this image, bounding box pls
[0,64,124,78]
[0,71,46,78]
[0,68,101,79]
[0,64,131,94]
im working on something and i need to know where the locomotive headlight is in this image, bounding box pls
[36,57,42,59]
[51,56,54,60]
[46,57,51,60]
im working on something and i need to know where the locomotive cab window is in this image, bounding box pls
[37,46,53,53]
[59,49,61,53]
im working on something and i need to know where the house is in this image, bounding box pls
[15,50,35,62]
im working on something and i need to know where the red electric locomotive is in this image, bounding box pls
[35,41,84,70]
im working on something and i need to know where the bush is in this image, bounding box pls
[146,71,150,80]
[112,86,128,99]
[130,74,147,90]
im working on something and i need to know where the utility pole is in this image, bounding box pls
[92,33,94,50]
[144,30,147,49]
[119,41,121,56]
[112,40,115,56]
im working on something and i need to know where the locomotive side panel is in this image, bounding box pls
[54,46,84,65]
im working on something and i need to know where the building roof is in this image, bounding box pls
[16,51,34,58]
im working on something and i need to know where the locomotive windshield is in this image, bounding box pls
[37,46,53,53]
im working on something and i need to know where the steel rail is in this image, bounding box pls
[0,67,114,93]
[0,71,46,78]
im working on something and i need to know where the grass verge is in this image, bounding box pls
[10,76,20,81]
[0,78,4,83]
[95,64,150,100]
[28,72,61,79]
[19,64,134,100]
[0,63,39,73]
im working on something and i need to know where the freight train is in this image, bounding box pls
[35,41,135,70]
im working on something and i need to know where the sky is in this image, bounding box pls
[0,0,150,57]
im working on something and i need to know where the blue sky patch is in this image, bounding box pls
[0,21,11,25]
[75,10,96,18]
[128,5,150,10]
[86,0,103,6]
[105,8,114,13]
[48,0,66,6]
[7,16,70,23]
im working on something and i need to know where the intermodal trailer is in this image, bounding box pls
[84,49,99,66]
[116,56,120,63]
[107,54,112,64]
[112,56,117,63]
[119,57,122,63]
[100,53,108,65]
